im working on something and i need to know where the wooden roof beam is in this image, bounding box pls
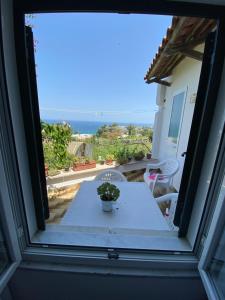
[178,49,203,61]
[146,78,171,86]
[165,45,203,61]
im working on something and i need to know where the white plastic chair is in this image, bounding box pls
[95,169,127,182]
[155,193,178,230]
[143,158,179,193]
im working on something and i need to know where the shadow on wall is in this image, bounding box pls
[8,268,207,300]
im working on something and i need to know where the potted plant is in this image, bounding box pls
[105,154,115,165]
[97,182,120,212]
[146,152,152,159]
[64,155,73,171]
[98,156,105,165]
[134,150,145,161]
[73,156,96,171]
[127,149,133,162]
[64,161,70,172]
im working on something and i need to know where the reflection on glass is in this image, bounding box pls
[168,91,185,143]
[0,219,10,275]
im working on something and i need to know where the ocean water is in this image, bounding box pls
[44,119,152,134]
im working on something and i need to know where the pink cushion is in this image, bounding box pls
[148,173,165,180]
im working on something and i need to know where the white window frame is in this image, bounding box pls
[2,0,225,284]
[0,133,21,293]
[198,175,225,300]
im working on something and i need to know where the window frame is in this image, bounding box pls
[0,151,21,293]
[174,27,225,234]
[6,0,225,265]
[0,15,22,290]
[167,87,187,146]
[199,197,225,300]
[198,138,225,298]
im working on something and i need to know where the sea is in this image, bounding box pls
[44,119,153,135]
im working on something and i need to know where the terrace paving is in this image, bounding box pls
[47,158,157,186]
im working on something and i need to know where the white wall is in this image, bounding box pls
[153,45,204,190]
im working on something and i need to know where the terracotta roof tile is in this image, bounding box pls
[144,16,216,84]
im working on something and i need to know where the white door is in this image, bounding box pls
[199,172,225,300]
[167,89,187,158]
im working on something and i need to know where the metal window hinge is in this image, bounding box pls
[107,248,119,260]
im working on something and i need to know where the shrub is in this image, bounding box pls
[115,147,129,165]
[106,154,115,161]
[134,150,145,161]
[41,121,72,170]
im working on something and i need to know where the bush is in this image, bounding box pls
[115,147,129,165]
[134,150,145,161]
[92,136,151,163]
[105,154,115,161]
[96,124,122,139]
[41,121,73,170]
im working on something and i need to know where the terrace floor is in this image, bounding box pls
[47,158,156,186]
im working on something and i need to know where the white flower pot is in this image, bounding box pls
[102,200,113,212]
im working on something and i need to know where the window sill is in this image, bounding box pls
[23,229,198,278]
[31,224,191,252]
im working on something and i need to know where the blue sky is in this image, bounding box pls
[32,13,172,124]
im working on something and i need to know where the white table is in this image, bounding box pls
[60,181,169,231]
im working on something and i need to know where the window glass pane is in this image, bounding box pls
[0,219,10,275]
[168,92,185,143]
[209,175,225,299]
[23,12,214,249]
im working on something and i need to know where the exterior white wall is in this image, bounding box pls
[152,45,204,190]
[152,85,167,158]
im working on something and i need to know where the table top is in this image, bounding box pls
[60,181,169,231]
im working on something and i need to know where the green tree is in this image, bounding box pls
[96,124,122,139]
[126,124,136,136]
[141,127,153,142]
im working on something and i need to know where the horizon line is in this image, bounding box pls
[42,118,153,126]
